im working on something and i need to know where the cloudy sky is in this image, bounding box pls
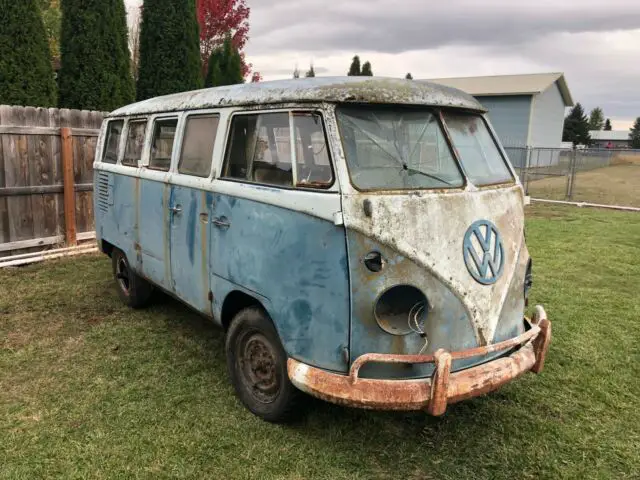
[126,0,640,129]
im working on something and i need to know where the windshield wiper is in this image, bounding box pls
[401,164,454,186]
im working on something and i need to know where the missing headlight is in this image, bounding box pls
[374,285,427,336]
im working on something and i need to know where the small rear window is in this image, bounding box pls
[149,118,178,171]
[123,120,147,167]
[102,120,123,164]
[443,113,513,186]
[178,115,219,177]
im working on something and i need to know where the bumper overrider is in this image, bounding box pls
[287,306,551,415]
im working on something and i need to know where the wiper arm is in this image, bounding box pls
[402,165,454,186]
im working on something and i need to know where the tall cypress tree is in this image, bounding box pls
[137,0,202,100]
[361,61,373,76]
[205,35,243,88]
[58,0,133,111]
[604,118,612,131]
[348,55,361,76]
[0,0,56,107]
[305,64,315,78]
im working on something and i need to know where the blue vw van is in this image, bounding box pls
[94,78,551,422]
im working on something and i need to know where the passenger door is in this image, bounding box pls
[169,114,219,314]
[136,116,177,290]
[210,110,351,373]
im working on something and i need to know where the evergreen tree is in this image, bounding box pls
[0,0,56,107]
[58,0,133,110]
[348,55,361,76]
[305,64,315,78]
[588,107,605,131]
[361,61,373,76]
[604,118,612,131]
[137,0,202,101]
[293,66,300,79]
[405,73,413,80]
[630,117,640,149]
[205,34,243,87]
[562,103,591,146]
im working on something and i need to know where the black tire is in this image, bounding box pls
[225,307,302,422]
[111,248,153,309]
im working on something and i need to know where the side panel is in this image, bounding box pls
[137,178,171,289]
[96,172,137,263]
[169,185,213,315]
[210,191,350,373]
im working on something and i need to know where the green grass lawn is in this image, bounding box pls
[1,204,639,479]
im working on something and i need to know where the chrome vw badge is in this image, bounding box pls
[463,220,505,285]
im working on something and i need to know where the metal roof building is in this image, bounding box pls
[427,73,574,150]
[589,130,631,148]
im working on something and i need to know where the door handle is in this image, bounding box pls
[170,205,182,215]
[212,216,230,229]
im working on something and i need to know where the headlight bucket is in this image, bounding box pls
[374,285,428,336]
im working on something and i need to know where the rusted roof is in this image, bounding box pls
[427,73,574,107]
[109,77,485,117]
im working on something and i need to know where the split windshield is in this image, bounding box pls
[336,106,513,190]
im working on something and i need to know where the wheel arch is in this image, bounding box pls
[221,290,265,331]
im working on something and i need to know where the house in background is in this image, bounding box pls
[426,73,574,167]
[589,130,631,149]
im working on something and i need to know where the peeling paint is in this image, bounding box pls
[108,77,485,118]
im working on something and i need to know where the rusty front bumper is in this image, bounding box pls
[287,306,551,415]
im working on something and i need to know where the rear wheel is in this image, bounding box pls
[225,307,302,422]
[111,249,153,309]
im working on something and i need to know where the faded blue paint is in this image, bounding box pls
[210,189,350,373]
[476,95,532,148]
[170,185,211,313]
[138,178,170,289]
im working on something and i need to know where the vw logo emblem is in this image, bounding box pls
[463,220,505,285]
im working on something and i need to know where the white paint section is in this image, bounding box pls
[342,185,526,345]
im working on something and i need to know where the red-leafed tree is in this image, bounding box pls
[197,0,250,78]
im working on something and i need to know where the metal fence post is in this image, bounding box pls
[522,146,531,194]
[565,146,577,200]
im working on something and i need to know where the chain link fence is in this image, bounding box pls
[505,146,640,209]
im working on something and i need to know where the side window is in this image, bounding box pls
[122,120,147,167]
[292,113,333,187]
[149,118,178,171]
[223,112,293,188]
[102,120,123,164]
[178,115,219,177]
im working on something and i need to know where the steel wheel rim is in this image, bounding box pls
[238,332,280,404]
[116,257,131,295]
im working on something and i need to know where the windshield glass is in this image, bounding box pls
[336,107,464,190]
[443,112,513,186]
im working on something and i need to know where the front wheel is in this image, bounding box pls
[225,307,302,422]
[111,248,153,309]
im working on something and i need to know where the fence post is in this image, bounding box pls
[565,146,576,200]
[523,146,531,194]
[61,127,77,246]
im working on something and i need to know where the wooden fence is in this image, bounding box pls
[0,105,105,258]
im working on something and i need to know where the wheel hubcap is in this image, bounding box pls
[239,333,280,403]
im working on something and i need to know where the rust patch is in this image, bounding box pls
[288,316,550,413]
